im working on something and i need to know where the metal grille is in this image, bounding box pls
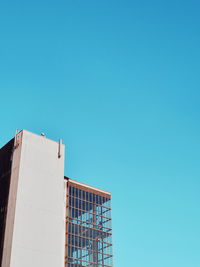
[66,184,113,267]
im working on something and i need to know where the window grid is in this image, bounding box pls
[66,185,113,267]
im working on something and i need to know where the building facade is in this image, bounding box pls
[0,130,113,267]
[65,178,113,267]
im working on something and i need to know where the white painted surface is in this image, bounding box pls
[10,130,65,267]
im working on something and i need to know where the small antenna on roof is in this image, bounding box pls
[58,138,62,158]
[14,129,20,149]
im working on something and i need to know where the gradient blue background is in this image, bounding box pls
[1,0,200,266]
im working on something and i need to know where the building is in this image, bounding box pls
[65,178,112,267]
[0,130,113,267]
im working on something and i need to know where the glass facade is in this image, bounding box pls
[66,181,113,267]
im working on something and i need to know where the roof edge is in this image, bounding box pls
[64,177,111,198]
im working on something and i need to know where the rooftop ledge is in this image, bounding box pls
[64,177,111,199]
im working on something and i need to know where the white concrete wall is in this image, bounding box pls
[9,130,65,267]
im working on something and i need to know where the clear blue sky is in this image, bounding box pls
[1,0,200,266]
